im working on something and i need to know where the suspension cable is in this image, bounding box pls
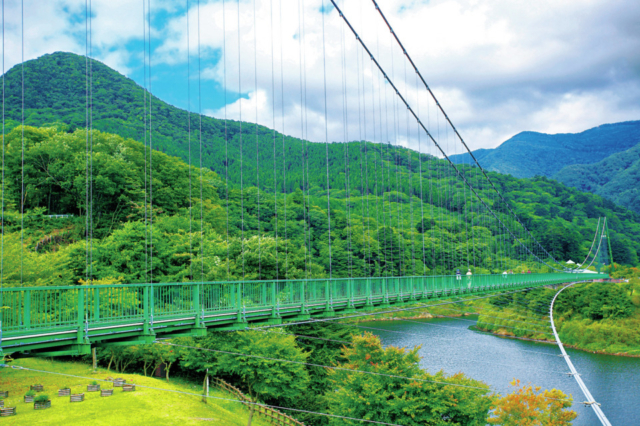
[328,0,562,273]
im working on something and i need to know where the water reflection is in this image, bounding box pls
[359,317,639,425]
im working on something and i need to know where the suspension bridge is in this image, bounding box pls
[0,0,617,424]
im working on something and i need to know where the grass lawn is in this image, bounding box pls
[0,357,271,426]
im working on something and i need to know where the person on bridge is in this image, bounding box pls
[456,268,461,280]
[466,269,472,288]
[502,270,508,279]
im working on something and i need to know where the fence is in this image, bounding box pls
[212,378,305,426]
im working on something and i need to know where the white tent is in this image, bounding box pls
[566,260,575,264]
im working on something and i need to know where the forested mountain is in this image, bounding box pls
[554,143,640,214]
[449,121,640,179]
[1,52,639,289]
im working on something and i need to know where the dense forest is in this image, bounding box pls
[0,124,638,288]
[449,121,640,179]
[1,52,639,289]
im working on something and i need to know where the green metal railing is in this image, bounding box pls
[0,272,607,355]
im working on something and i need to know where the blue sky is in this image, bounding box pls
[4,0,640,152]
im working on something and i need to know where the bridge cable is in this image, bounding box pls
[403,55,416,275]
[269,0,279,280]
[148,0,154,283]
[90,0,94,283]
[198,0,204,283]
[19,0,23,286]
[415,71,427,275]
[1,365,403,426]
[370,42,383,278]
[368,0,564,272]
[330,0,561,273]
[340,14,354,279]
[255,320,561,360]
[1,0,4,322]
[321,0,333,278]
[389,35,403,276]
[187,0,193,281]
[278,0,289,278]
[237,0,245,281]
[296,0,308,279]
[354,323,561,358]
[355,20,367,277]
[222,0,230,280]
[550,283,612,425]
[142,0,148,284]
[375,36,389,278]
[301,0,312,279]
[161,342,495,394]
[252,0,261,280]
[361,2,373,278]
[161,341,574,402]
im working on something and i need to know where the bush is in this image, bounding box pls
[34,394,49,403]
[25,390,36,397]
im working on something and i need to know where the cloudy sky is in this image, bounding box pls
[4,0,640,154]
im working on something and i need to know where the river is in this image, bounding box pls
[359,316,640,425]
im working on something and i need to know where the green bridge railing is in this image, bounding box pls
[0,272,606,356]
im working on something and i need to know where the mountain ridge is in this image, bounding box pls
[450,121,640,178]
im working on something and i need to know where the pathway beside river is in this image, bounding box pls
[359,316,640,425]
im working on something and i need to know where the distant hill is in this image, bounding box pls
[450,122,640,179]
[3,51,640,265]
[554,143,640,214]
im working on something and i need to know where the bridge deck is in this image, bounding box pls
[0,272,605,356]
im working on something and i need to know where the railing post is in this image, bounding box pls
[94,287,100,322]
[300,281,306,313]
[194,283,201,328]
[24,290,31,329]
[143,285,151,335]
[77,287,85,343]
[237,283,243,322]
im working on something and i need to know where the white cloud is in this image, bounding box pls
[6,0,640,154]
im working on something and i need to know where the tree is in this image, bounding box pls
[325,332,493,425]
[180,330,310,426]
[488,379,577,426]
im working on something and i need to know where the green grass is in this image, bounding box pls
[0,358,271,426]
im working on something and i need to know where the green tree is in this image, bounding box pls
[325,332,493,425]
[180,330,310,426]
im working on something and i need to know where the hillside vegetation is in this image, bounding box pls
[450,121,640,180]
[475,266,640,356]
[2,124,640,288]
[554,143,640,214]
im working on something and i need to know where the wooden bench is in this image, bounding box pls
[30,385,43,392]
[113,380,126,387]
[58,389,71,396]
[24,395,34,403]
[0,407,16,417]
[122,384,135,392]
[87,385,100,392]
[100,389,113,397]
[70,394,85,402]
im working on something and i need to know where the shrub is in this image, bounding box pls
[34,394,49,403]
[25,390,36,397]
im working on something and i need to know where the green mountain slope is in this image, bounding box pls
[554,143,640,214]
[2,52,640,274]
[450,122,640,179]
